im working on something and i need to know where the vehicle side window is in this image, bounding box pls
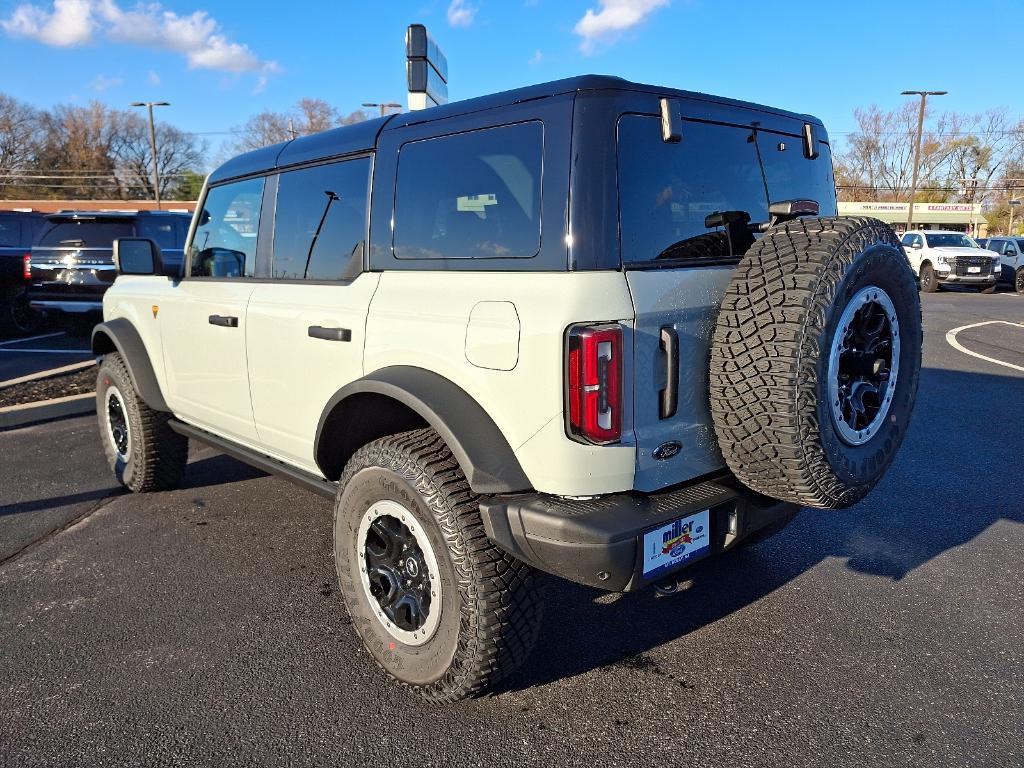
[0,218,21,247]
[189,177,265,278]
[912,235,922,247]
[136,218,178,250]
[272,157,371,280]
[901,233,914,246]
[393,121,543,260]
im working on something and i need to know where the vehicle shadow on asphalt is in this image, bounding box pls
[509,365,1024,692]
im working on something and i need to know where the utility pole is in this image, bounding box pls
[130,101,170,210]
[362,102,402,118]
[901,90,947,230]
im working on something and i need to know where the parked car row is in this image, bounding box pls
[0,209,192,337]
[901,229,1023,294]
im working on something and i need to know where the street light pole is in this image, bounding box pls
[362,101,402,118]
[130,101,170,210]
[901,90,947,230]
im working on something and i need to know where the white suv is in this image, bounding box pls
[90,76,922,701]
[901,229,999,293]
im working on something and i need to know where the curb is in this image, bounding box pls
[0,359,97,390]
[0,392,95,430]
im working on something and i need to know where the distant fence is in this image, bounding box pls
[0,200,196,214]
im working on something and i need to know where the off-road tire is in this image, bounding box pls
[334,428,544,702]
[709,217,922,509]
[96,352,188,492]
[919,263,939,293]
[980,283,997,294]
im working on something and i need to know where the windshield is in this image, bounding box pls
[617,116,836,264]
[38,220,134,248]
[924,233,978,249]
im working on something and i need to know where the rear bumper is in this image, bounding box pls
[480,477,798,592]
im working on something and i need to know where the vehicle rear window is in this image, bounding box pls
[136,218,182,250]
[38,220,134,248]
[272,157,370,280]
[393,121,543,260]
[617,116,836,265]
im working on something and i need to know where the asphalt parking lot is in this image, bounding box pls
[1,289,1021,767]
[0,331,93,383]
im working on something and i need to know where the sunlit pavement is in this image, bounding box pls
[0,288,1021,767]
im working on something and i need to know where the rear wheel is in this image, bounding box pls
[710,217,922,509]
[97,353,188,492]
[1016,268,1024,294]
[334,428,543,702]
[4,287,41,335]
[919,263,939,293]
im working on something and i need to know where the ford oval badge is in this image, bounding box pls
[652,441,682,460]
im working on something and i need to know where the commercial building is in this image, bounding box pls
[838,201,986,237]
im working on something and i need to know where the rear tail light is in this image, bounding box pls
[22,253,31,280]
[566,324,622,444]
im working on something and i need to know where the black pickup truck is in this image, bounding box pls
[28,211,191,334]
[0,210,46,335]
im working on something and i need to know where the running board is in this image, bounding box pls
[168,419,338,500]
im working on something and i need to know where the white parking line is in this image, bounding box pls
[0,331,64,347]
[945,320,1024,373]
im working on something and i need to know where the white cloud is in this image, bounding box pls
[1,0,94,46]
[147,69,160,85]
[574,0,669,54]
[529,49,542,65]
[447,0,476,27]
[1,0,278,79]
[89,73,122,91]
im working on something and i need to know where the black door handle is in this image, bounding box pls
[208,314,238,327]
[308,325,352,342]
[659,326,679,419]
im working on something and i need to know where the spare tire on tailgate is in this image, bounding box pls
[709,217,921,509]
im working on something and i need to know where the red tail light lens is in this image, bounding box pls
[566,324,622,444]
[22,253,31,280]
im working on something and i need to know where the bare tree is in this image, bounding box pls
[114,114,206,200]
[233,99,373,152]
[0,94,43,195]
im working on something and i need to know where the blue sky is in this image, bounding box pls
[1,0,1018,166]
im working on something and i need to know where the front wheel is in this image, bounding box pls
[1016,268,1024,294]
[919,263,939,293]
[334,428,544,702]
[97,353,188,492]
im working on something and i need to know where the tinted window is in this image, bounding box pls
[38,220,133,248]
[393,122,543,259]
[272,158,370,280]
[757,133,837,217]
[1015,239,1024,251]
[924,233,976,248]
[901,233,914,246]
[136,217,182,249]
[190,177,264,278]
[0,218,22,247]
[618,117,768,264]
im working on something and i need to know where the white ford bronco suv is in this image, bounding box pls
[93,76,922,701]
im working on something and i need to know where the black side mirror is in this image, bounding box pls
[113,238,163,275]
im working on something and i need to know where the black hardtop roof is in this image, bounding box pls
[45,210,191,222]
[207,74,825,184]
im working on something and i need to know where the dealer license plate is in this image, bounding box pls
[641,509,711,579]
[968,266,981,273]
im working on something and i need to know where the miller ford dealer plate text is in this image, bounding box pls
[641,509,711,579]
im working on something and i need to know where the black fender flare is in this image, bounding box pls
[91,318,169,412]
[315,366,531,495]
